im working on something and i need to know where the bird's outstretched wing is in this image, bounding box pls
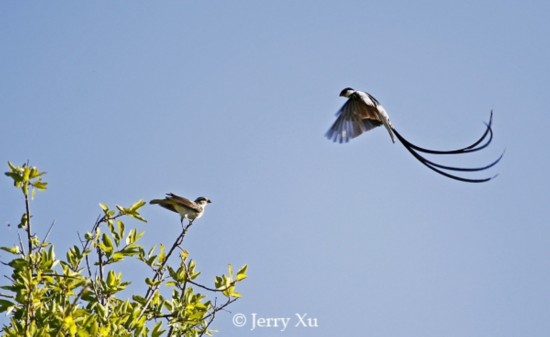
[325,96,383,143]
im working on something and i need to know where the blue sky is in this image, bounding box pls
[1,1,549,336]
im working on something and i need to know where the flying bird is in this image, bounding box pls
[150,193,211,224]
[325,87,503,183]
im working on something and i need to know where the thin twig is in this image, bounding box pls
[41,220,56,247]
[0,292,14,299]
[139,220,195,321]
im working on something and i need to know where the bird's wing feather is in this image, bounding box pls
[326,97,382,143]
[351,94,383,122]
[149,199,179,213]
[166,193,201,212]
[361,92,395,143]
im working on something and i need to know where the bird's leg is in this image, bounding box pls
[181,218,194,231]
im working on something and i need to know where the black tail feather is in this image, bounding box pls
[391,111,502,183]
[393,110,494,155]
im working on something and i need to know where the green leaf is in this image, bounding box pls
[23,166,31,181]
[130,199,146,211]
[7,161,16,171]
[134,230,144,241]
[132,295,146,305]
[132,214,147,223]
[100,234,113,255]
[106,270,117,287]
[29,166,45,179]
[107,219,115,236]
[8,258,28,269]
[19,213,28,228]
[180,250,189,261]
[33,181,48,190]
[0,246,20,254]
[0,299,14,313]
[117,220,125,240]
[158,244,165,264]
[126,228,136,245]
[236,264,248,281]
[111,252,124,262]
[63,316,77,336]
[120,244,140,256]
[5,162,25,187]
[151,321,165,337]
[145,278,161,287]
[99,202,109,212]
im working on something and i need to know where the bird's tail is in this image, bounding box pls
[391,111,503,183]
[384,123,396,143]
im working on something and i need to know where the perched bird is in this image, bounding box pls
[325,87,395,143]
[326,87,503,183]
[150,193,211,224]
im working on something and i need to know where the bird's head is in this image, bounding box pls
[194,197,212,206]
[339,87,356,97]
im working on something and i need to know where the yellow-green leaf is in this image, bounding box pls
[236,264,248,281]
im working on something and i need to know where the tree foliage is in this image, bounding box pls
[0,161,247,337]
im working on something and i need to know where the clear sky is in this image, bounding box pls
[1,1,549,336]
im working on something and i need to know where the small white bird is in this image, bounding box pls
[150,193,211,224]
[325,87,395,143]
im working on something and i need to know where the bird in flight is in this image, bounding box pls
[150,193,211,224]
[325,87,503,183]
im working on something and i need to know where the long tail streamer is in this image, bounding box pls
[391,111,503,183]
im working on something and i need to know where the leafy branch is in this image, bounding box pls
[0,162,247,337]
